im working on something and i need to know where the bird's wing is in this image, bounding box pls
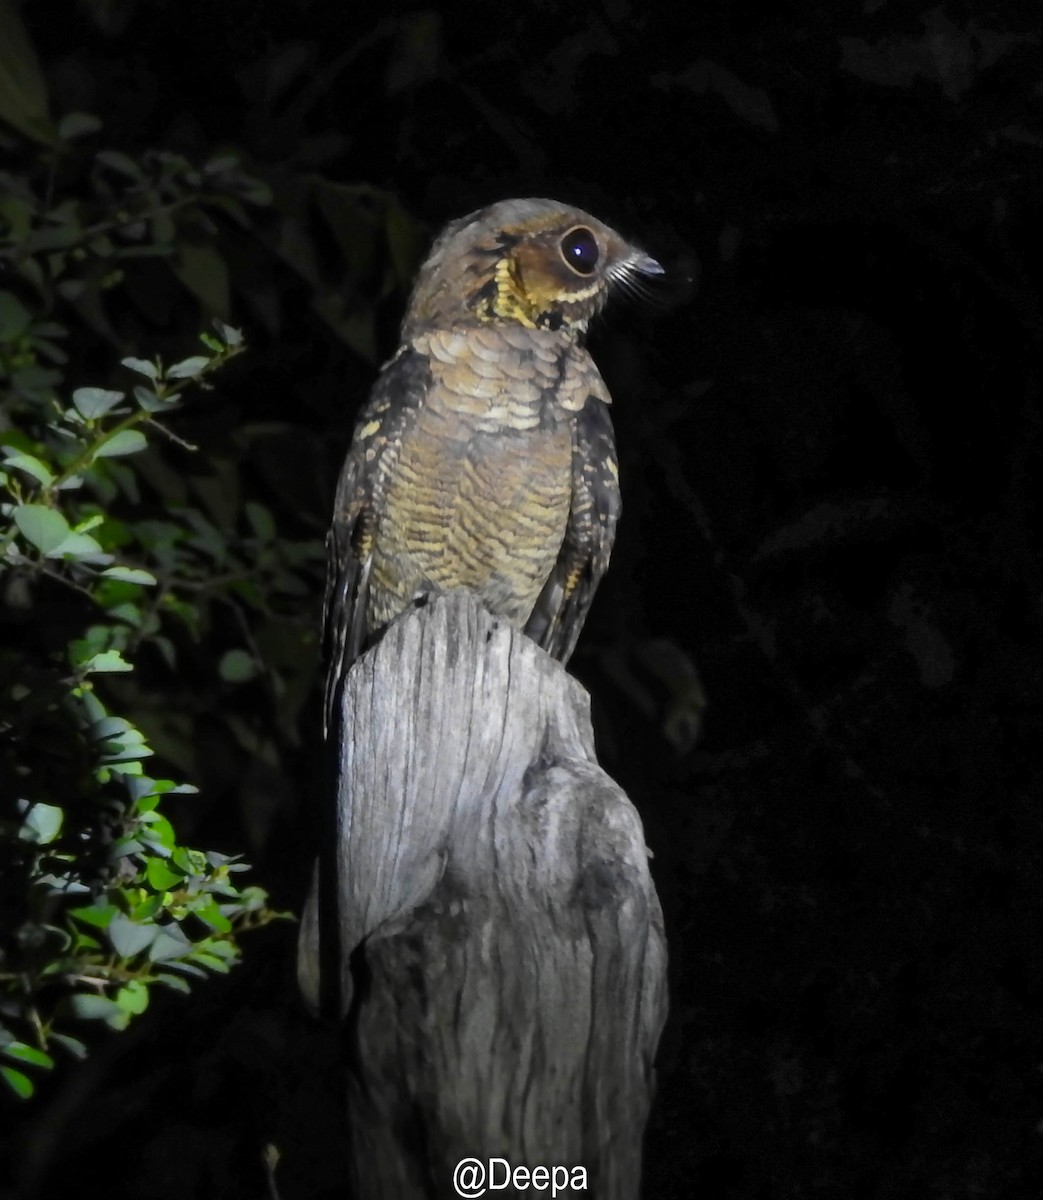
[323,346,431,735]
[526,380,621,663]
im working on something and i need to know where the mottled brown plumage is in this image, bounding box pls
[324,197,661,730]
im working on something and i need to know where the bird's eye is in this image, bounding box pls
[559,227,599,276]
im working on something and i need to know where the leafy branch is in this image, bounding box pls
[0,323,288,1101]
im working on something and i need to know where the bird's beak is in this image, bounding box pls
[630,250,665,276]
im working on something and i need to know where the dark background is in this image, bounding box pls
[3,0,1042,1196]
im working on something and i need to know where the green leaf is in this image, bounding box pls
[2,452,54,486]
[129,893,164,921]
[0,290,32,341]
[82,648,132,674]
[146,857,184,890]
[95,429,147,457]
[245,501,276,541]
[203,153,240,175]
[78,690,106,724]
[1,1066,33,1099]
[0,0,55,144]
[212,320,242,347]
[155,973,191,994]
[120,357,159,381]
[106,759,144,777]
[108,915,156,958]
[70,903,119,929]
[111,836,145,857]
[126,774,156,801]
[191,951,232,974]
[237,886,271,913]
[96,150,142,179]
[18,802,63,845]
[100,566,156,585]
[69,994,124,1021]
[205,937,242,961]
[131,384,169,413]
[49,1033,87,1060]
[14,505,69,553]
[108,726,149,755]
[148,925,193,962]
[193,899,233,932]
[160,781,198,796]
[57,111,101,140]
[12,362,62,395]
[115,981,149,1015]
[166,355,210,380]
[101,742,154,763]
[219,648,258,682]
[72,387,125,419]
[113,604,147,633]
[171,845,206,874]
[49,530,112,563]
[170,240,230,320]
[2,1043,54,1070]
[156,958,208,979]
[138,820,173,846]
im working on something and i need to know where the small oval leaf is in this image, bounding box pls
[72,387,124,419]
[18,802,63,845]
[155,973,191,994]
[49,1033,88,1060]
[132,384,168,412]
[95,429,146,457]
[48,530,111,563]
[166,355,209,380]
[69,994,124,1021]
[146,857,184,891]
[147,923,194,962]
[219,648,258,682]
[2,1043,54,1070]
[108,914,157,958]
[14,505,69,553]
[212,320,243,347]
[0,290,33,340]
[100,566,157,585]
[1,1066,33,1099]
[70,903,119,929]
[57,111,101,140]
[120,357,159,380]
[83,649,133,674]
[2,453,54,486]
[115,981,149,1015]
[0,0,55,145]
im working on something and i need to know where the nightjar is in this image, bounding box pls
[324,197,662,729]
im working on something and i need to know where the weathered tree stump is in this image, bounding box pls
[298,593,668,1199]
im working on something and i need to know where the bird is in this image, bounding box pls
[323,196,662,731]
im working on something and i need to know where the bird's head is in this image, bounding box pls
[402,198,663,339]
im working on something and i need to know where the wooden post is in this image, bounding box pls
[298,593,668,1199]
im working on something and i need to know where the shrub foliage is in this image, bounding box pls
[0,13,314,1100]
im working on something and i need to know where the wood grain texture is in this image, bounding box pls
[298,593,668,1199]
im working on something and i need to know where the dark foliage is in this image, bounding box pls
[2,0,1041,1197]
